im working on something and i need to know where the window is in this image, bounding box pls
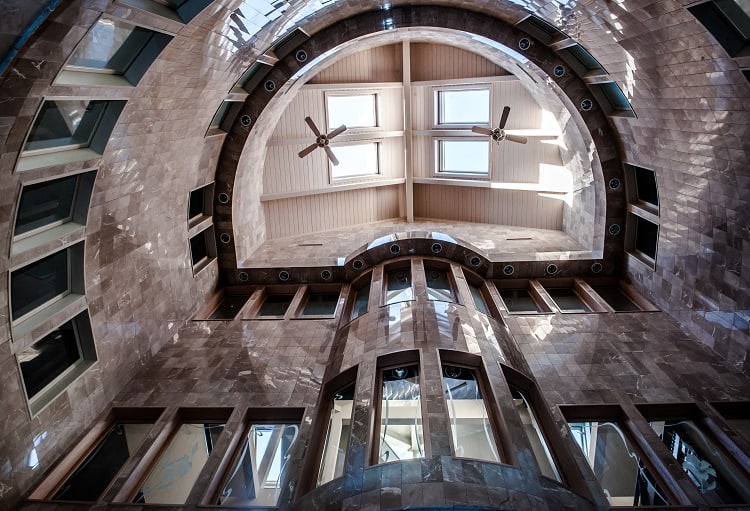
[188,183,213,226]
[330,143,379,180]
[317,382,355,486]
[189,227,216,273]
[511,388,561,481]
[207,99,243,135]
[17,310,97,414]
[384,267,413,305]
[218,423,300,506]
[326,93,377,130]
[257,293,295,317]
[377,364,424,463]
[589,81,636,118]
[425,267,456,302]
[591,286,642,312]
[59,17,172,86]
[350,282,370,320]
[634,215,659,260]
[300,290,340,317]
[436,88,490,125]
[436,139,490,176]
[556,44,606,77]
[498,287,545,314]
[688,0,750,58]
[208,294,250,319]
[624,163,660,266]
[468,282,490,315]
[135,421,226,504]
[545,287,591,313]
[629,164,659,208]
[117,0,213,24]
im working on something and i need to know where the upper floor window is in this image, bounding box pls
[326,93,377,130]
[24,100,108,154]
[330,142,379,180]
[436,139,490,176]
[384,267,414,305]
[425,267,456,302]
[436,87,490,126]
[317,382,355,486]
[377,364,424,463]
[350,282,370,320]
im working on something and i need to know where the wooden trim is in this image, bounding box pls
[260,177,405,202]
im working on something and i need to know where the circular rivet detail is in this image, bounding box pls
[352,259,364,270]
[240,114,252,127]
[519,38,531,50]
[278,270,290,281]
[238,271,249,281]
[608,224,621,236]
[219,233,231,244]
[503,265,515,276]
[264,80,276,92]
[390,244,401,255]
[553,65,565,77]
[591,262,603,273]
[581,98,593,111]
[470,256,482,267]
[295,49,308,62]
[431,243,443,254]
[609,178,621,190]
[546,263,558,275]
[217,192,230,204]
[321,270,332,280]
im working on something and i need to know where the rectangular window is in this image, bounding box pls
[378,364,424,463]
[326,94,377,130]
[436,88,490,125]
[330,143,379,180]
[189,227,216,272]
[469,283,490,315]
[688,1,750,58]
[591,286,641,312]
[437,139,490,175]
[499,288,543,314]
[442,364,500,463]
[209,295,250,320]
[546,288,591,313]
[635,216,658,260]
[52,422,154,501]
[425,268,456,302]
[301,291,339,316]
[24,100,108,154]
[385,268,413,305]
[135,422,225,504]
[218,423,300,506]
[350,283,370,320]
[258,294,295,317]
[207,100,243,134]
[317,382,355,486]
[188,183,213,226]
[11,250,70,320]
[633,165,659,207]
[14,175,78,237]
[567,420,670,506]
[67,18,151,73]
[511,388,560,481]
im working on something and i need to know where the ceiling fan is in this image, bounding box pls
[298,116,347,165]
[471,106,528,145]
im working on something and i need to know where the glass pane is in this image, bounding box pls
[635,217,658,259]
[68,18,151,72]
[351,285,369,320]
[650,420,750,505]
[568,421,669,506]
[24,100,107,152]
[327,94,376,129]
[219,423,299,506]
[188,188,205,219]
[385,269,413,305]
[302,292,339,316]
[425,269,455,302]
[210,101,232,128]
[258,295,293,317]
[442,365,499,463]
[499,289,541,313]
[547,288,591,313]
[53,423,152,501]
[15,175,78,236]
[634,166,658,206]
[18,320,80,398]
[189,232,208,265]
[11,249,70,319]
[330,143,378,179]
[209,295,249,319]
[439,140,489,174]
[438,89,490,124]
[592,287,641,312]
[136,423,225,504]
[318,383,355,486]
[511,389,560,481]
[379,365,424,463]
[469,284,489,314]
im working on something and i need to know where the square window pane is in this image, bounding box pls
[439,140,489,174]
[18,320,81,398]
[24,100,108,153]
[258,295,293,317]
[68,18,151,73]
[438,88,490,125]
[11,250,70,320]
[15,175,78,236]
[330,143,378,179]
[302,292,339,316]
[327,94,377,129]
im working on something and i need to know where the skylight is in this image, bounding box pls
[437,88,490,125]
[327,94,377,130]
[330,143,378,179]
[437,139,489,175]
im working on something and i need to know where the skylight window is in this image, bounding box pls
[326,94,377,130]
[436,88,490,125]
[437,139,489,175]
[330,143,378,180]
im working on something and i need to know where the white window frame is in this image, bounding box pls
[328,141,380,182]
[324,91,380,132]
[433,137,491,179]
[433,85,492,128]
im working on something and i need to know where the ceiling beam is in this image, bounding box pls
[402,40,414,223]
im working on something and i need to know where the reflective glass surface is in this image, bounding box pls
[15,175,78,236]
[511,389,560,481]
[547,288,591,313]
[379,365,424,463]
[68,18,151,73]
[318,383,354,486]
[19,320,80,398]
[11,249,70,320]
[425,269,455,302]
[302,292,339,316]
[499,288,541,313]
[258,295,294,317]
[438,88,490,124]
[385,269,413,304]
[350,285,369,320]
[24,100,107,153]
[327,94,377,129]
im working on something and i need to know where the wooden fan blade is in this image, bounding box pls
[472,126,494,136]
[298,143,318,158]
[506,134,528,144]
[324,145,339,166]
[304,116,321,137]
[499,106,511,129]
[327,124,347,139]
